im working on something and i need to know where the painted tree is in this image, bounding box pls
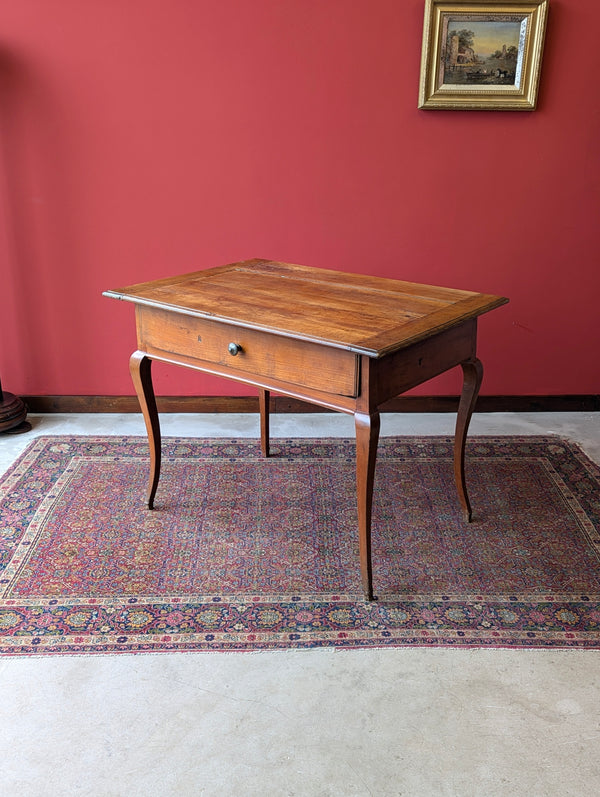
[449,29,475,51]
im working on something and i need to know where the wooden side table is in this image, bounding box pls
[105,259,508,599]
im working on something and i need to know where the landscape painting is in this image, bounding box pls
[418,0,549,110]
[441,17,526,86]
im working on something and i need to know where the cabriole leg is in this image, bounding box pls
[454,357,484,522]
[355,410,380,601]
[129,351,161,509]
[259,388,270,458]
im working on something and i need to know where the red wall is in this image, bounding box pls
[1,0,598,398]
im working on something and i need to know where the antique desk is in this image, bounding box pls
[104,259,507,600]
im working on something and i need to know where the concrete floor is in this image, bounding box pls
[0,412,599,796]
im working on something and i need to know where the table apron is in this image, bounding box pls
[371,319,477,405]
[135,310,477,415]
[136,306,359,398]
[135,347,362,414]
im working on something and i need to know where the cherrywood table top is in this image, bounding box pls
[104,258,508,358]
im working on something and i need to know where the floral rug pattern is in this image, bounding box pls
[1,435,600,654]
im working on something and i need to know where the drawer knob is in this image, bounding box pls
[228,342,242,356]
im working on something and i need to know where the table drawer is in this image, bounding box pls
[137,307,359,397]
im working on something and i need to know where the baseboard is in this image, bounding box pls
[21,394,600,414]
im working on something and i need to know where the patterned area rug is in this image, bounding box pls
[1,435,600,655]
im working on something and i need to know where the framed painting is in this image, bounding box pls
[418,0,549,110]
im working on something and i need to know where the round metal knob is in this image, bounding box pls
[228,342,242,356]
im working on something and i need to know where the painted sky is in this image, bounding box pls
[448,19,522,56]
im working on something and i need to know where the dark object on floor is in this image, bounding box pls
[0,377,30,434]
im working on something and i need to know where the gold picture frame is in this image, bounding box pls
[418,0,549,110]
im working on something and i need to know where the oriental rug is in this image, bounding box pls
[1,435,600,655]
